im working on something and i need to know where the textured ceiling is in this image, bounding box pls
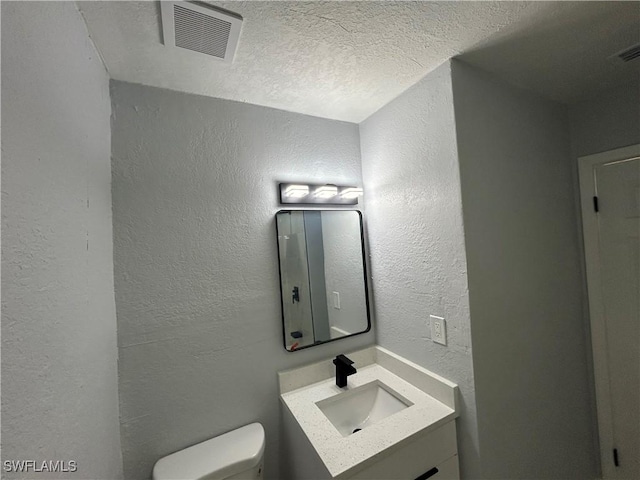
[459,1,640,104]
[78,1,640,123]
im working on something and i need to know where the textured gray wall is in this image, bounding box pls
[360,62,481,478]
[1,2,123,479]
[569,82,640,158]
[110,81,375,480]
[451,60,596,479]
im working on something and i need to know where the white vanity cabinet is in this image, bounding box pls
[279,346,460,480]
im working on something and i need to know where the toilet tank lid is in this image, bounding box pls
[152,423,265,480]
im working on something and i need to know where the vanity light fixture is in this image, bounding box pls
[278,182,363,205]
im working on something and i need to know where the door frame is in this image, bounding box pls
[578,144,640,478]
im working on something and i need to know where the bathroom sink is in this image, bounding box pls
[315,380,413,437]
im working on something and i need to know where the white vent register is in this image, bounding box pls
[160,1,242,63]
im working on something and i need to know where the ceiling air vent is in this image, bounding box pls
[160,1,242,63]
[609,43,640,64]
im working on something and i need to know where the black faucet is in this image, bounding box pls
[333,354,356,388]
[292,286,300,303]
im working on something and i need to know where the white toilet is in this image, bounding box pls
[152,423,265,480]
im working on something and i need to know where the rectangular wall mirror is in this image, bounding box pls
[275,210,371,351]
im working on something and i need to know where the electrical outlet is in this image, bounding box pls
[430,315,447,346]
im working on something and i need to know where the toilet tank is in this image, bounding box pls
[152,423,265,480]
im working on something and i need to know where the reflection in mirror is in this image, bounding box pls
[276,210,371,351]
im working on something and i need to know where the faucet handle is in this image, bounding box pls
[334,354,354,366]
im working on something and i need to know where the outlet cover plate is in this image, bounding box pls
[332,291,341,309]
[430,315,447,346]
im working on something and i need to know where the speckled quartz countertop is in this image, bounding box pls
[279,346,459,478]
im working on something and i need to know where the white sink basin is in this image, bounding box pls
[315,380,413,436]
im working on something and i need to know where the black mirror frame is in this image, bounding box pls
[275,209,372,352]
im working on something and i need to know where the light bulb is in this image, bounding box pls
[313,185,338,198]
[284,185,309,198]
[339,187,363,199]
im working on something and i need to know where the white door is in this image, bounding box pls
[579,145,640,479]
